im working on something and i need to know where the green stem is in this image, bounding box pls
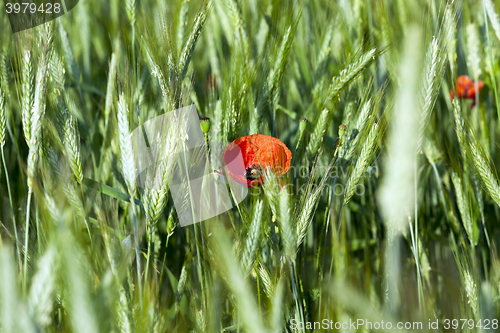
[23,189,32,293]
[131,202,142,307]
[193,224,205,309]
[292,131,304,170]
[36,203,40,255]
[290,262,305,333]
[413,155,424,313]
[79,186,93,245]
[145,224,150,290]
[430,162,450,223]
[1,146,20,269]
[321,157,340,273]
[329,204,344,279]
[181,141,206,309]
[295,131,303,153]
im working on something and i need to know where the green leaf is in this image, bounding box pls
[82,177,143,206]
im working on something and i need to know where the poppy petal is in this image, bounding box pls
[222,134,292,187]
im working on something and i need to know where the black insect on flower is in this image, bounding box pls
[244,164,263,182]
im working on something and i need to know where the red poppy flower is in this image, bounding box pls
[222,134,292,187]
[450,75,484,107]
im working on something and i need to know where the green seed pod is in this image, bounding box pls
[299,117,308,132]
[200,117,210,133]
[338,124,347,138]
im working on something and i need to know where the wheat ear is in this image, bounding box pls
[63,116,83,184]
[450,170,474,245]
[417,37,445,153]
[179,5,209,80]
[453,100,500,207]
[241,200,264,276]
[117,93,136,196]
[24,58,48,292]
[484,0,500,43]
[344,123,379,205]
[21,50,34,146]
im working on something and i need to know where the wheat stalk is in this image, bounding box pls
[126,0,136,27]
[484,0,500,43]
[65,181,87,225]
[176,0,189,54]
[27,247,57,328]
[466,133,500,206]
[117,92,144,302]
[24,56,48,292]
[450,170,474,245]
[453,100,500,207]
[472,173,489,247]
[270,279,285,333]
[344,123,379,205]
[142,111,182,224]
[179,5,209,80]
[63,115,83,184]
[0,54,8,97]
[210,229,268,333]
[326,48,377,102]
[58,21,80,83]
[466,22,486,145]
[452,100,467,157]
[379,31,422,307]
[306,49,380,160]
[466,24,482,79]
[21,50,34,146]
[258,262,274,299]
[295,188,321,248]
[104,52,117,129]
[116,289,132,333]
[444,6,457,78]
[305,108,329,159]
[295,161,333,248]
[267,24,296,110]
[27,61,48,188]
[175,253,191,314]
[143,187,169,225]
[0,84,18,267]
[0,248,37,333]
[143,151,179,225]
[276,185,295,262]
[341,99,372,162]
[417,37,445,153]
[39,21,55,61]
[463,270,478,318]
[145,48,172,108]
[241,200,264,276]
[61,232,99,333]
[223,0,249,59]
[117,93,136,196]
[313,21,334,87]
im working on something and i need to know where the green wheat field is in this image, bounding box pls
[0,0,500,331]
